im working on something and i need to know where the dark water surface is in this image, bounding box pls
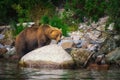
[0,59,120,80]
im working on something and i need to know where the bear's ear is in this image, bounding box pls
[49,29,54,34]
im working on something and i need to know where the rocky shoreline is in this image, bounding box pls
[0,16,120,70]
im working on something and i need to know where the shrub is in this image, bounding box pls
[64,0,107,23]
[49,16,68,36]
[10,21,26,37]
[40,15,68,36]
[106,0,120,32]
[40,15,49,24]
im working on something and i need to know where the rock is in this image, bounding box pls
[17,22,35,27]
[96,24,106,31]
[0,34,13,46]
[0,26,8,33]
[0,48,7,57]
[0,44,4,48]
[71,48,94,68]
[78,23,88,30]
[80,40,89,49]
[73,39,82,45]
[106,47,120,62]
[4,47,16,58]
[114,35,120,40]
[87,44,100,52]
[19,44,74,69]
[59,37,84,49]
[98,16,109,25]
[59,39,74,49]
[86,31,101,41]
[0,34,5,39]
[87,63,109,70]
[61,41,74,49]
[98,35,117,54]
[107,23,114,30]
[70,31,83,41]
[75,40,83,48]
[95,54,106,64]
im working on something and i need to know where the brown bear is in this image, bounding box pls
[15,24,62,58]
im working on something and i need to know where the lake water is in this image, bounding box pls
[0,59,120,80]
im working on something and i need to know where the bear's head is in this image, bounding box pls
[48,26,62,43]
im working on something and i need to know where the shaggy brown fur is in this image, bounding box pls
[15,24,62,58]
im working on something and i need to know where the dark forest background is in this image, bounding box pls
[0,0,120,35]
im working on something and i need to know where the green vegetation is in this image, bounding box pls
[10,21,26,37]
[64,0,120,32]
[0,0,120,36]
[49,16,68,36]
[64,0,107,24]
[0,0,18,25]
[106,0,120,32]
[40,15,68,36]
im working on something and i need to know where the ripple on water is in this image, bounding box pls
[0,59,120,80]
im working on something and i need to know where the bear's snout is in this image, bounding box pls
[57,39,61,44]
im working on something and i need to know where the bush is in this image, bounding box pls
[64,0,107,23]
[64,0,120,33]
[10,21,26,37]
[106,0,120,32]
[50,16,68,36]
[40,15,68,36]
[0,0,18,25]
[40,15,49,24]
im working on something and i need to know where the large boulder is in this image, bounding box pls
[19,44,74,69]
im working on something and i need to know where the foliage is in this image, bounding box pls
[12,0,55,24]
[105,0,120,32]
[0,0,18,25]
[49,16,68,36]
[40,15,49,24]
[64,0,106,24]
[10,21,26,37]
[0,0,120,33]
[68,25,78,32]
[0,0,55,25]
[12,4,30,22]
[40,15,68,36]
[64,0,120,32]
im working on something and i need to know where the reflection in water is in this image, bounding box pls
[0,59,120,80]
